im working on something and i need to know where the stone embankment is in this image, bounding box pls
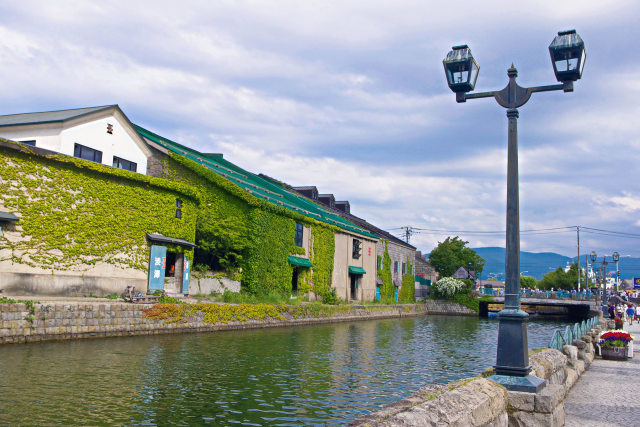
[351,319,607,427]
[0,299,475,344]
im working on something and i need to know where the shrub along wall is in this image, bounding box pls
[0,140,197,273]
[161,153,336,296]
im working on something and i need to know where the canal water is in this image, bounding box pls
[0,315,567,425]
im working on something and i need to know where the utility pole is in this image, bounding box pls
[402,226,414,244]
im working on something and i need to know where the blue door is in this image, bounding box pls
[394,288,398,302]
[376,285,381,301]
[148,245,167,292]
[182,256,191,294]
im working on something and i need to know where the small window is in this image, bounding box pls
[402,263,407,274]
[377,256,382,271]
[112,156,137,172]
[312,190,318,200]
[394,261,399,273]
[175,199,183,219]
[107,123,114,134]
[74,143,102,163]
[294,223,304,247]
[19,140,36,146]
[352,239,361,259]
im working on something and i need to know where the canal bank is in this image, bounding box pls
[0,298,475,344]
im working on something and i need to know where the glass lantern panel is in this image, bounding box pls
[470,61,479,86]
[579,49,586,74]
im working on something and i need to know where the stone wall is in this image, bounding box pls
[0,300,474,345]
[352,320,607,426]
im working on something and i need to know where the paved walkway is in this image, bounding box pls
[564,321,640,427]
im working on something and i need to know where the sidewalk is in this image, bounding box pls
[564,320,640,426]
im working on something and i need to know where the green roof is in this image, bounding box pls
[288,255,313,268]
[349,266,367,275]
[135,125,376,238]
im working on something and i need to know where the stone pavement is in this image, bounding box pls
[564,321,640,427]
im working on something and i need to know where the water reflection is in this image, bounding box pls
[0,315,566,425]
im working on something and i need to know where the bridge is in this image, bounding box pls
[479,296,598,320]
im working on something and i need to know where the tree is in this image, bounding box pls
[520,275,537,289]
[428,236,485,278]
[538,263,579,290]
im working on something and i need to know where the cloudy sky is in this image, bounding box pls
[1,0,639,258]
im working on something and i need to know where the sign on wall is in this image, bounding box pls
[182,256,191,294]
[148,245,167,292]
[634,278,640,289]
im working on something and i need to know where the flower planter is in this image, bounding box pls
[601,346,628,360]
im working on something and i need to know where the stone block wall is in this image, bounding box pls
[0,300,477,345]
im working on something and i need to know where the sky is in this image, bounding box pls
[1,0,640,260]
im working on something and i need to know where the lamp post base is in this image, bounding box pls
[489,374,546,393]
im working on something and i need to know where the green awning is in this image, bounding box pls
[288,256,313,268]
[349,266,366,275]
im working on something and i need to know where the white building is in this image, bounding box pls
[0,105,152,174]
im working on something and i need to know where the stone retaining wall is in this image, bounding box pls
[352,319,607,426]
[0,299,473,344]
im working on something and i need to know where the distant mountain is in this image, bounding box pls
[472,247,640,281]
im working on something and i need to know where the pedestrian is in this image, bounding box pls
[627,305,635,326]
[608,304,616,319]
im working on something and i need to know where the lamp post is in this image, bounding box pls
[612,251,620,293]
[443,30,585,393]
[590,251,598,303]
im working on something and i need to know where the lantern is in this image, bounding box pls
[443,45,479,93]
[549,30,586,82]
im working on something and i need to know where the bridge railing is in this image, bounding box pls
[519,290,594,301]
[548,315,599,351]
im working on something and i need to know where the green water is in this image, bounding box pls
[0,315,566,425]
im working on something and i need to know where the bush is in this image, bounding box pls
[320,287,341,305]
[432,277,465,299]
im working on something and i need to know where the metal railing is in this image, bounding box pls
[548,315,599,351]
[479,288,595,300]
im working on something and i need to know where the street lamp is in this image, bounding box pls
[443,30,585,393]
[612,251,620,292]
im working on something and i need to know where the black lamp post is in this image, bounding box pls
[443,30,585,393]
[612,251,620,292]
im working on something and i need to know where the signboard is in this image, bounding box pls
[182,256,191,294]
[634,278,640,289]
[148,245,167,292]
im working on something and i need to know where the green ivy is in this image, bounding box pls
[161,153,336,296]
[0,142,196,271]
[379,240,395,303]
[398,257,415,303]
[310,225,335,299]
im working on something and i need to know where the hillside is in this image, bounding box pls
[472,247,640,281]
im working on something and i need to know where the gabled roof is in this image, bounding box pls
[134,125,376,238]
[0,105,116,127]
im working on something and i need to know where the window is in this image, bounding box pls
[175,199,183,219]
[112,156,137,172]
[107,123,114,134]
[352,239,362,259]
[402,263,407,274]
[294,223,304,247]
[74,143,102,163]
[394,261,399,273]
[19,140,36,146]
[377,256,382,271]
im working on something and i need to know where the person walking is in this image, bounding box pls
[626,305,635,326]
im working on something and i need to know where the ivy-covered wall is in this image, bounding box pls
[0,141,197,273]
[159,152,336,296]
